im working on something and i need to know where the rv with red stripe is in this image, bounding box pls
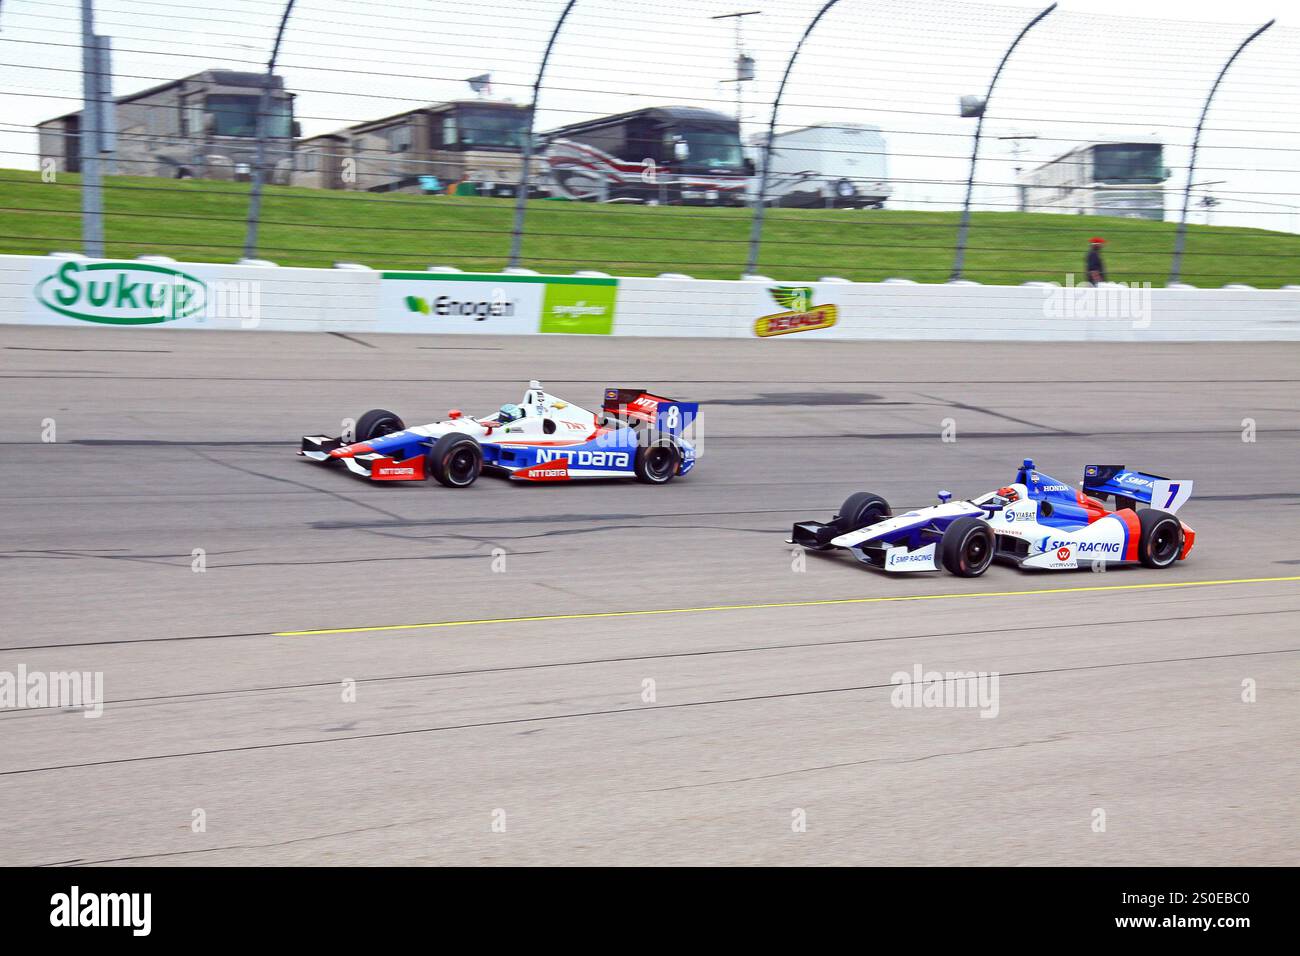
[540,106,750,206]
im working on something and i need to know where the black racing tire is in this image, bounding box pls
[634,435,681,484]
[355,408,405,443]
[940,516,995,577]
[835,492,891,534]
[427,433,483,488]
[1137,508,1183,568]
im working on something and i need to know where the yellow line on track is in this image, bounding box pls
[274,575,1300,637]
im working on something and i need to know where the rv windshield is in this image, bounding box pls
[679,128,743,169]
[455,108,529,149]
[207,95,292,138]
[1092,144,1163,184]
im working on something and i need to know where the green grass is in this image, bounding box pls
[1,168,1296,287]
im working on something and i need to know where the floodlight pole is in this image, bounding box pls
[745,0,840,276]
[950,2,1056,282]
[508,0,578,269]
[1169,19,1274,284]
[713,11,762,142]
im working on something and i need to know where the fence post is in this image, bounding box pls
[79,0,105,257]
[745,0,841,277]
[950,2,1056,282]
[508,0,578,270]
[1169,19,1274,285]
[243,0,297,260]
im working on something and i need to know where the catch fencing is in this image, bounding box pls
[0,1,1297,288]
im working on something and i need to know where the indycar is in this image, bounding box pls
[790,459,1194,576]
[300,381,698,487]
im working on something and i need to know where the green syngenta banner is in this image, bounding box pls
[540,279,617,335]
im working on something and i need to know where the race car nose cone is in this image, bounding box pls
[329,443,371,459]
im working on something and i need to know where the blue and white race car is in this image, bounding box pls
[300,381,698,487]
[790,459,1195,576]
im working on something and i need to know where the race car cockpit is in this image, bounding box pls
[973,486,1022,512]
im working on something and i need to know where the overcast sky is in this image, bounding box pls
[1,0,1297,230]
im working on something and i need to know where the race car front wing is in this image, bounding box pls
[299,436,426,481]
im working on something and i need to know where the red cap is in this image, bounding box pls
[448,409,462,419]
[1089,237,1105,244]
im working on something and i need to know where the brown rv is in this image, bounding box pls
[37,69,297,183]
[296,100,534,195]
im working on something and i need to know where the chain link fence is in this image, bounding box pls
[0,0,1297,286]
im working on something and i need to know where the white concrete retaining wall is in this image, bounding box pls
[615,277,1300,341]
[2,254,1297,341]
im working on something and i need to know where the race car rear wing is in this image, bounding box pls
[602,388,699,438]
[1083,465,1193,514]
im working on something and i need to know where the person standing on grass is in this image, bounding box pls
[1085,237,1107,285]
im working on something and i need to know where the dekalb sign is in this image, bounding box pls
[34,261,206,325]
[753,284,841,338]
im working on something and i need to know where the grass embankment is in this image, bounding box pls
[1,168,1295,286]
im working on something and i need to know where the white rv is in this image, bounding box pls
[1020,139,1169,221]
[750,123,890,209]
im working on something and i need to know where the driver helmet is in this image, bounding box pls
[497,403,523,424]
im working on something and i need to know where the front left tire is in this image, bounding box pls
[836,492,891,534]
[355,408,404,443]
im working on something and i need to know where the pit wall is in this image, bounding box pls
[2,254,1297,341]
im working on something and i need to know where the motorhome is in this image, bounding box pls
[540,106,750,205]
[1020,141,1169,220]
[37,69,297,183]
[751,122,890,209]
[303,100,533,195]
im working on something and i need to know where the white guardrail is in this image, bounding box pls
[2,253,1298,341]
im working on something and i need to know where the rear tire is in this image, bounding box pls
[1137,508,1182,568]
[634,436,680,484]
[355,409,404,443]
[835,492,891,534]
[940,516,994,577]
[427,433,482,488]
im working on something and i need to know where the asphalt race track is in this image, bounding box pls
[1,326,1297,866]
